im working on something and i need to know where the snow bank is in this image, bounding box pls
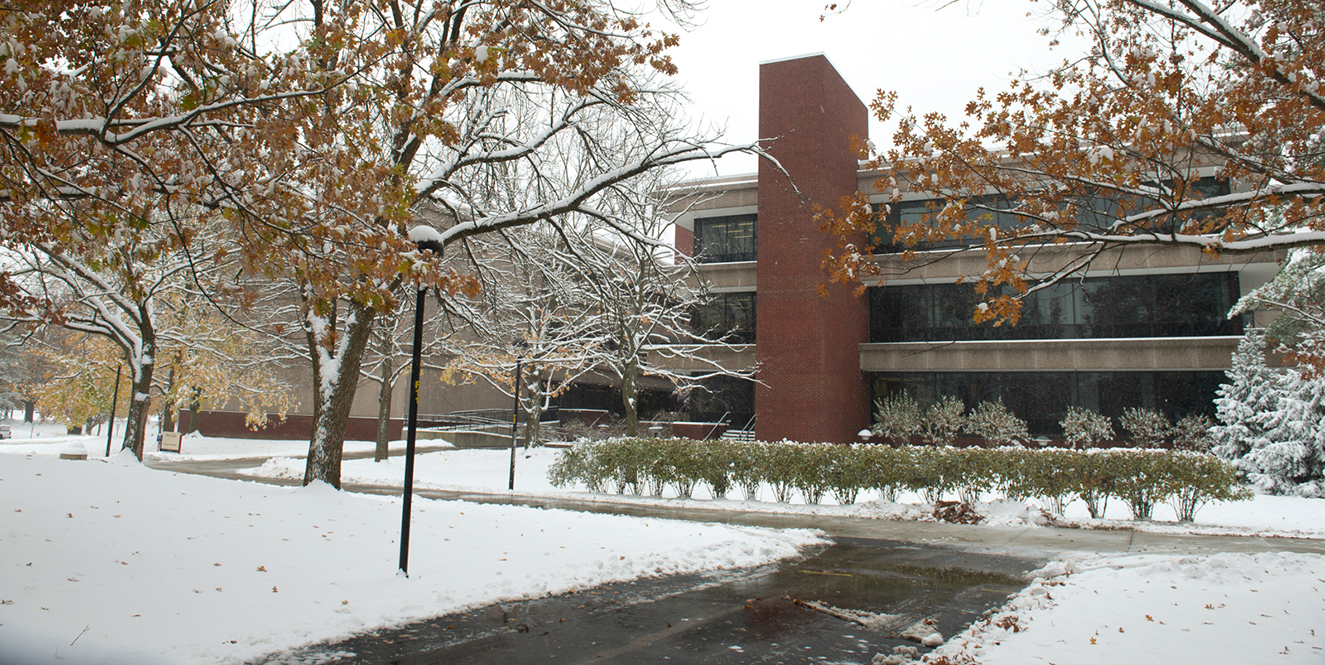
[0,454,824,664]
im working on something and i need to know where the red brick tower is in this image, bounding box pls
[755,54,871,443]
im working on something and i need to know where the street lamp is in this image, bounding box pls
[105,365,122,457]
[399,228,444,578]
[508,340,526,491]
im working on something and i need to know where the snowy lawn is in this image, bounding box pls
[928,552,1325,665]
[0,452,824,664]
[7,432,1325,665]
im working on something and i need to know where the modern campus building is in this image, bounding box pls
[669,53,1283,444]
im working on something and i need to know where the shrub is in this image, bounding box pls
[1075,450,1116,519]
[761,442,798,503]
[698,440,733,499]
[950,447,999,504]
[922,396,966,447]
[729,442,767,501]
[1121,408,1171,449]
[967,400,1029,447]
[1172,414,1215,453]
[864,445,910,502]
[547,438,1250,521]
[829,444,874,505]
[1060,406,1114,450]
[1166,452,1251,521]
[1105,449,1170,519]
[872,392,923,445]
[789,443,834,505]
[1019,448,1079,516]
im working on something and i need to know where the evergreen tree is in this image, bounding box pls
[1211,332,1278,462]
[1242,369,1325,497]
[1213,332,1325,497]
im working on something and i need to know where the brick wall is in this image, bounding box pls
[674,225,694,257]
[754,55,871,444]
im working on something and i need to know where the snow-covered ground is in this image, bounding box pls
[0,440,824,664]
[929,552,1325,665]
[4,427,1324,665]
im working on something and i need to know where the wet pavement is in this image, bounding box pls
[256,537,1041,665]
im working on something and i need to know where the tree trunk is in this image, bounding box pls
[121,340,156,460]
[23,400,33,423]
[186,389,201,433]
[161,364,176,433]
[523,375,542,448]
[304,299,378,488]
[621,364,639,437]
[375,349,394,462]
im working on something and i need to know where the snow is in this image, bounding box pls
[406,225,444,245]
[0,451,824,664]
[4,429,1324,665]
[931,551,1325,664]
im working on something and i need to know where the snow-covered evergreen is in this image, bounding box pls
[1212,332,1325,497]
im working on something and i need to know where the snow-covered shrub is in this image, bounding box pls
[1212,332,1278,462]
[729,442,768,501]
[1120,407,1171,448]
[788,443,834,505]
[1171,414,1214,452]
[829,445,874,505]
[865,445,912,502]
[949,447,999,504]
[698,440,733,499]
[967,399,1029,447]
[1165,451,1252,521]
[872,392,923,445]
[922,396,966,447]
[547,439,1249,519]
[1075,450,1116,519]
[1060,406,1114,450]
[1104,449,1170,519]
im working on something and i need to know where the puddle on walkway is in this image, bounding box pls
[257,537,1043,665]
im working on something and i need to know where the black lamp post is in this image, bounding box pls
[105,365,122,457]
[508,342,525,491]
[399,232,443,578]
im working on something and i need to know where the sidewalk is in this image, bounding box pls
[381,485,1325,558]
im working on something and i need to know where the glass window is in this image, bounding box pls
[875,177,1228,253]
[694,214,757,263]
[693,293,756,344]
[869,272,1241,342]
[686,375,755,429]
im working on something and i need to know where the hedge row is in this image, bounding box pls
[546,438,1250,521]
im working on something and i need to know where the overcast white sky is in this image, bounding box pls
[661,1,1077,176]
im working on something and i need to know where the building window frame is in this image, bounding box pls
[693,292,756,344]
[869,271,1241,343]
[694,213,757,263]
